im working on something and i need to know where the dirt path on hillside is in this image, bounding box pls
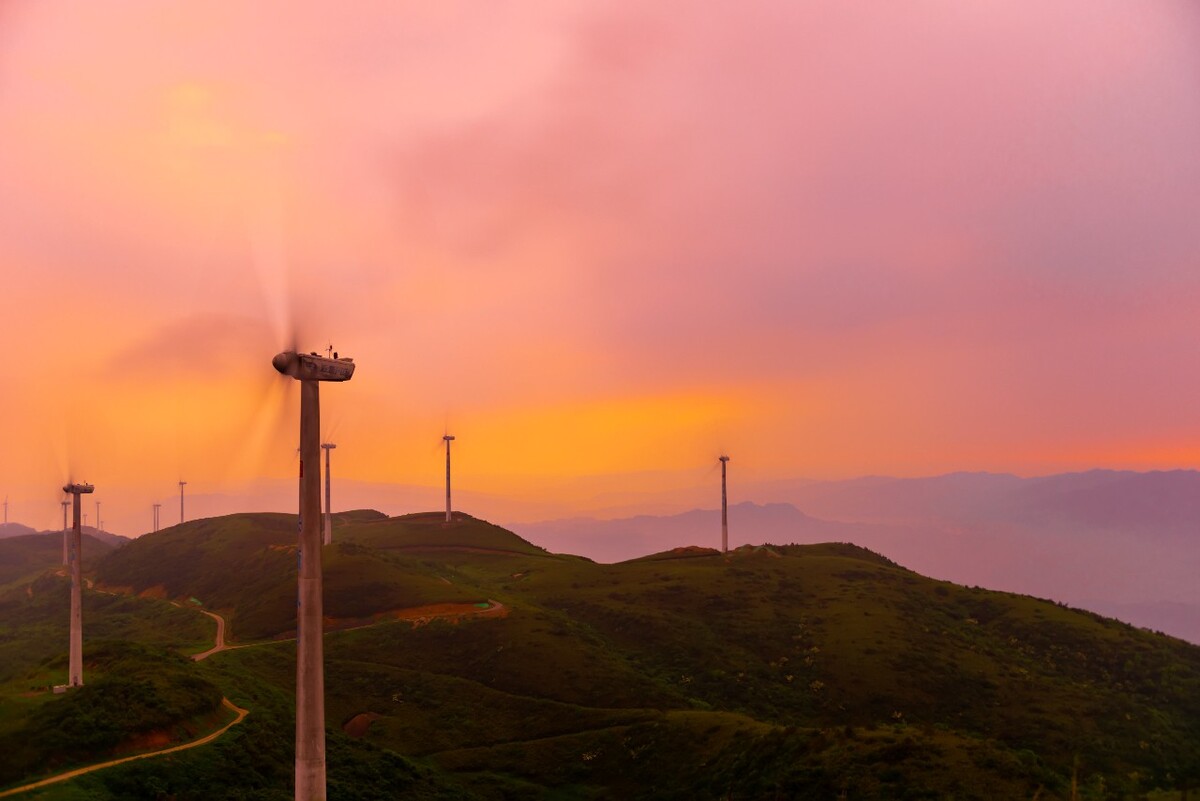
[190,611,227,662]
[194,600,508,659]
[1,592,503,795]
[0,698,249,798]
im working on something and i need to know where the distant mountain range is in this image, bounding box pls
[513,470,1200,645]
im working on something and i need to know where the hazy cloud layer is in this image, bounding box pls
[2,1,1199,535]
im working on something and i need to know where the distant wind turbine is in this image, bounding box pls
[178,480,187,524]
[321,443,336,545]
[443,434,455,523]
[61,499,69,565]
[719,456,730,554]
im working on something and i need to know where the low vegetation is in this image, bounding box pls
[0,642,224,789]
[1,511,1197,798]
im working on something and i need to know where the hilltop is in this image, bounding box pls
[0,510,1196,799]
[0,533,115,592]
[92,511,535,640]
[0,523,38,540]
[516,483,1200,644]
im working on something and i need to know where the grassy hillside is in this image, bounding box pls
[0,533,113,592]
[0,642,225,789]
[93,512,491,640]
[314,539,1198,798]
[5,511,1199,798]
[340,511,553,556]
[0,574,213,689]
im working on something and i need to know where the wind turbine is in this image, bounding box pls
[273,346,355,801]
[3,496,7,524]
[178,480,187,524]
[153,503,161,533]
[443,434,455,523]
[61,499,69,565]
[63,482,94,687]
[719,456,730,554]
[95,500,101,534]
[321,443,336,545]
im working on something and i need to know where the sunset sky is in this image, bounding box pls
[2,2,1199,535]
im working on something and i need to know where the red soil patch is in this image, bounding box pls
[324,600,509,632]
[343,712,382,738]
[138,585,168,600]
[381,601,509,628]
[119,729,174,752]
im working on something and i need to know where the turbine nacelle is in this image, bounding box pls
[272,351,356,382]
[63,483,95,495]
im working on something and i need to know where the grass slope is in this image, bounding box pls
[0,534,113,593]
[7,512,1200,799]
[93,512,490,640]
[0,575,212,689]
[0,642,225,789]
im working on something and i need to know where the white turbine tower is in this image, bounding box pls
[321,443,336,545]
[443,434,455,523]
[273,347,355,801]
[719,456,730,554]
[153,503,161,533]
[178,480,187,524]
[61,499,69,565]
[63,482,94,687]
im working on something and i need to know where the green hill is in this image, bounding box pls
[339,511,554,556]
[2,511,1197,799]
[0,533,113,592]
[0,641,225,788]
[0,574,213,688]
[92,512,507,640]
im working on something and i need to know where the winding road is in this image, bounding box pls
[0,698,248,799]
[190,610,228,662]
[0,609,242,798]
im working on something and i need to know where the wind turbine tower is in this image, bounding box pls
[321,443,336,545]
[3,496,7,523]
[95,501,101,534]
[61,499,69,565]
[273,347,355,801]
[443,434,455,523]
[178,481,187,524]
[153,503,161,533]
[63,482,94,687]
[719,456,730,554]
